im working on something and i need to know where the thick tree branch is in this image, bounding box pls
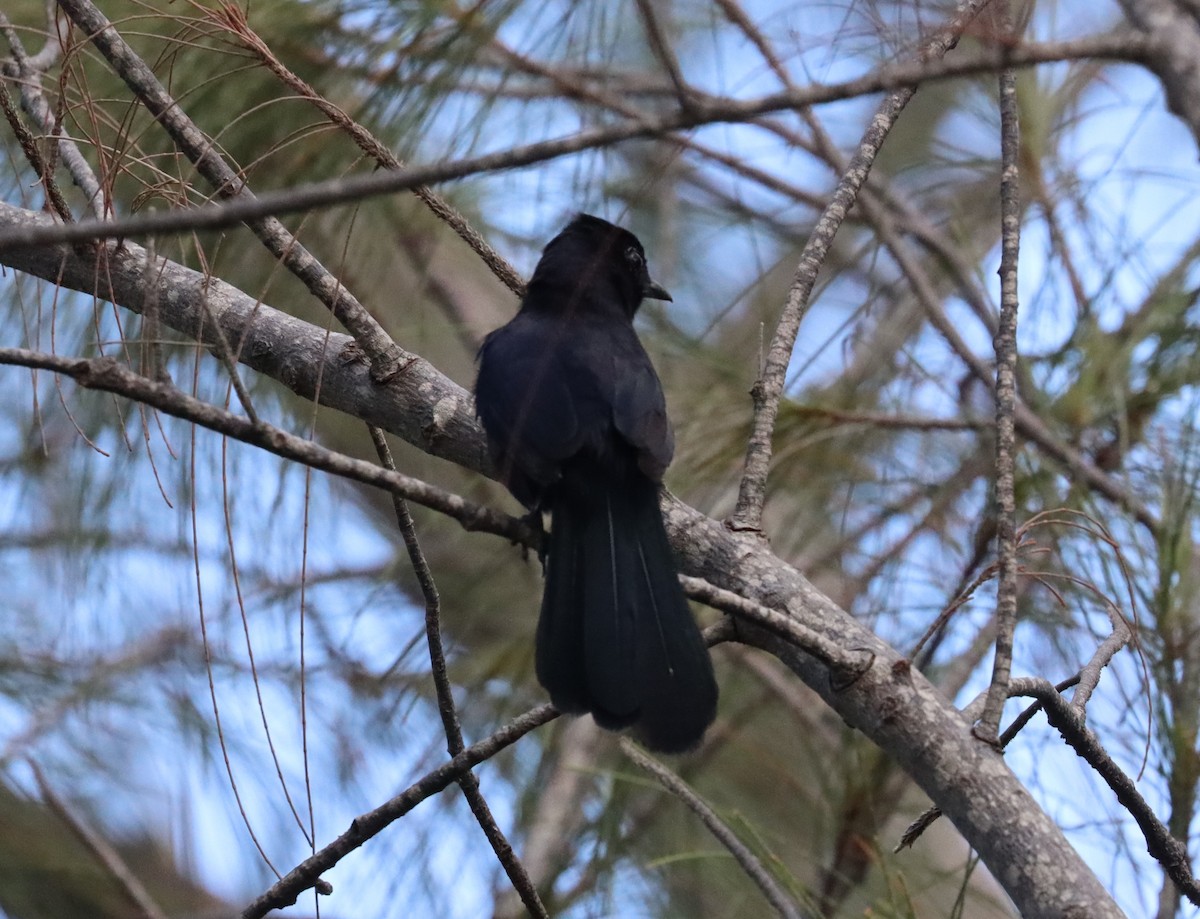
[0,200,488,468]
[0,201,1125,918]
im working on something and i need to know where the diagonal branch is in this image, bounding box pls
[726,0,993,534]
[620,738,806,919]
[0,75,73,223]
[0,200,486,470]
[0,345,532,545]
[1012,678,1200,906]
[31,760,169,919]
[369,427,547,919]
[56,0,406,381]
[0,199,1127,918]
[240,703,558,917]
[0,33,1147,253]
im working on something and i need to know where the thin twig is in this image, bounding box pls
[495,719,603,917]
[619,738,807,919]
[138,236,169,383]
[240,703,558,918]
[30,760,169,919]
[909,562,1000,663]
[56,0,406,381]
[0,347,536,546]
[219,433,312,848]
[1016,509,1141,711]
[1013,679,1200,906]
[680,575,871,678]
[368,426,548,919]
[195,273,259,423]
[211,4,525,298]
[0,73,73,223]
[976,7,1023,744]
[0,33,1147,253]
[726,0,994,534]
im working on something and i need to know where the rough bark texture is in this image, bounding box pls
[0,202,1122,918]
[1118,0,1200,149]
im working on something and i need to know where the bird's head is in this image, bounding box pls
[527,213,672,319]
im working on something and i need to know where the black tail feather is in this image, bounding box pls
[536,463,718,753]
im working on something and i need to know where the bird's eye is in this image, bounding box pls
[624,246,644,266]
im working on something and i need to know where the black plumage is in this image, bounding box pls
[474,214,718,753]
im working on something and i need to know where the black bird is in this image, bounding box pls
[474,214,718,753]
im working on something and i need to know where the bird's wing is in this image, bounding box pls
[607,328,675,482]
[478,314,674,490]
[476,315,603,500]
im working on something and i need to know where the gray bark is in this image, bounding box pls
[0,201,1123,918]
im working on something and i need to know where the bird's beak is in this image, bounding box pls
[643,279,673,302]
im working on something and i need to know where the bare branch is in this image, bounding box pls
[1012,678,1200,906]
[56,0,406,381]
[368,427,547,919]
[192,267,259,423]
[0,201,488,474]
[31,760,169,919]
[726,0,993,534]
[241,703,558,917]
[0,68,73,223]
[680,574,872,677]
[976,5,1024,745]
[0,346,533,546]
[0,33,1147,253]
[619,738,806,919]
